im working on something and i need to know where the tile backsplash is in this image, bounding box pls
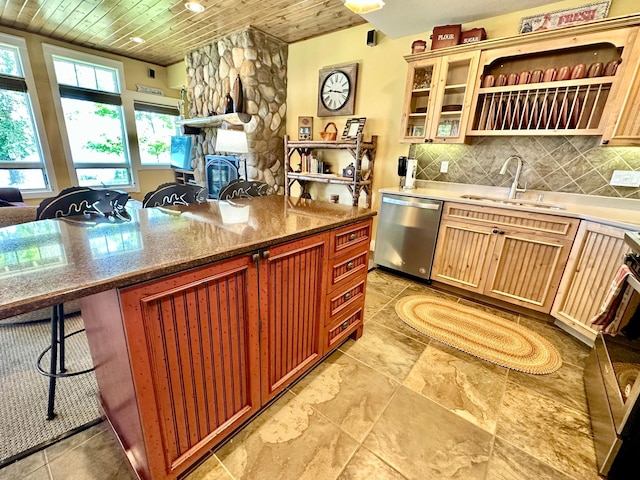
[411,137,640,199]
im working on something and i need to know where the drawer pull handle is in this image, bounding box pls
[348,233,357,241]
[341,320,350,329]
[344,291,352,300]
[346,261,355,270]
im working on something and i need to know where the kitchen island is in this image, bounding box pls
[0,196,375,480]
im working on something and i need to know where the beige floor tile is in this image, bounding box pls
[364,270,412,298]
[367,303,431,345]
[404,343,508,434]
[47,428,135,480]
[485,437,574,480]
[290,351,399,442]
[339,322,426,382]
[363,290,393,321]
[337,447,407,480]
[496,382,597,479]
[397,283,459,301]
[44,422,107,463]
[508,361,588,413]
[215,391,358,480]
[0,451,47,480]
[363,386,492,480]
[185,454,234,480]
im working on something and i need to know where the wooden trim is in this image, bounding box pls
[404,14,640,62]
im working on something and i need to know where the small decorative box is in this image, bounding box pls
[461,28,487,44]
[430,24,461,50]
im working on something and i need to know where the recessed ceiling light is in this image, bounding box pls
[185,2,206,13]
[130,36,145,44]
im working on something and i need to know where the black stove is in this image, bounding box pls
[585,231,640,479]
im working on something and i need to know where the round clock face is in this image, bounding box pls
[321,71,351,111]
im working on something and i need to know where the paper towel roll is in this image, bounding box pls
[404,158,417,189]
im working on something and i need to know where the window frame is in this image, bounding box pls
[43,44,183,192]
[131,98,180,168]
[0,33,57,197]
[42,44,138,191]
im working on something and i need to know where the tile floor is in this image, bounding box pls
[0,269,598,480]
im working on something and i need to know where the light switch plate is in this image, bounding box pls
[610,170,640,187]
[440,161,449,173]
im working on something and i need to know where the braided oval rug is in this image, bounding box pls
[395,295,562,374]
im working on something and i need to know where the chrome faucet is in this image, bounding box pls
[500,155,527,199]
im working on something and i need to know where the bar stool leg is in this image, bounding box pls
[46,305,59,420]
[58,304,66,374]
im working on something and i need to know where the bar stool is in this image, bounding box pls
[142,182,208,207]
[35,186,129,420]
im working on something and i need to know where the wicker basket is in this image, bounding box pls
[320,122,338,141]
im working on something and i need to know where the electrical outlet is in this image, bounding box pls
[440,161,449,173]
[610,170,640,187]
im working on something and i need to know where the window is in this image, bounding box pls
[134,101,179,165]
[0,36,51,191]
[47,48,132,187]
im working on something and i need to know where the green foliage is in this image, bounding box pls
[0,91,35,162]
[146,140,170,159]
[85,134,123,156]
[94,104,119,118]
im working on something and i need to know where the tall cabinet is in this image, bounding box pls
[401,51,480,143]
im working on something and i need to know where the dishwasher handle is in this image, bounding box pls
[382,196,441,210]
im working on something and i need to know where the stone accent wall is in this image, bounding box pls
[184,28,288,192]
[411,137,640,199]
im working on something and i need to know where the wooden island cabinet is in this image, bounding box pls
[0,196,375,480]
[78,205,372,480]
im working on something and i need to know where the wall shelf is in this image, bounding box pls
[284,134,377,208]
[175,112,251,128]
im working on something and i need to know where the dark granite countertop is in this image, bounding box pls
[0,196,375,321]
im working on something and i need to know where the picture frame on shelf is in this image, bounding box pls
[411,125,425,137]
[342,117,366,139]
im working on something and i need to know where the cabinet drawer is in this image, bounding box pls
[326,306,364,350]
[328,248,369,291]
[325,277,366,326]
[443,202,579,239]
[329,219,372,258]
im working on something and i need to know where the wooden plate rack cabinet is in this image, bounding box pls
[401,15,640,145]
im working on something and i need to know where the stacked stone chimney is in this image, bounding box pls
[184,28,287,192]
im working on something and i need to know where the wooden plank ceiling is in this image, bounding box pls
[0,0,366,66]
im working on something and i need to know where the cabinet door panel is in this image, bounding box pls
[552,221,630,336]
[120,257,261,478]
[431,219,495,292]
[485,232,571,312]
[260,234,328,401]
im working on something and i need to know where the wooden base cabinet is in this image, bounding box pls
[431,202,579,313]
[82,220,372,480]
[259,234,328,403]
[551,221,631,339]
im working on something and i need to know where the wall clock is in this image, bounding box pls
[317,63,358,117]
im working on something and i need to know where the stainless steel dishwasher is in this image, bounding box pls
[374,193,442,281]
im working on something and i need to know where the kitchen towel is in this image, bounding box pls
[587,264,632,334]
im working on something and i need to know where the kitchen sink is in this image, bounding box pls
[460,194,566,210]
